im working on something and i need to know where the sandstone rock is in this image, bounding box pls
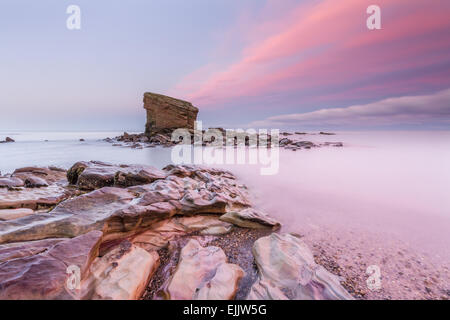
[0,231,103,300]
[247,233,353,300]
[68,161,165,190]
[165,239,242,300]
[143,92,199,136]
[86,241,159,300]
[0,164,248,244]
[0,183,70,210]
[13,167,67,184]
[132,215,232,251]
[0,177,24,188]
[0,238,64,263]
[194,263,244,300]
[114,165,165,188]
[220,208,281,230]
[0,208,34,221]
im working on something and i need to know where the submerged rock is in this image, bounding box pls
[247,233,353,300]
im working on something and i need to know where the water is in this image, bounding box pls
[0,131,173,174]
[1,130,450,261]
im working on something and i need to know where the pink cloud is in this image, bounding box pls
[172,0,450,111]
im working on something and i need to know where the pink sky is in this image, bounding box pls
[171,0,450,128]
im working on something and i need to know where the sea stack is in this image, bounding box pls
[143,92,199,137]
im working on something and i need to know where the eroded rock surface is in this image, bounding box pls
[165,239,243,300]
[0,231,103,300]
[247,233,353,300]
[67,161,166,190]
[85,241,160,300]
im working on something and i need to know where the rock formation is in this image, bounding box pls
[0,161,354,301]
[143,92,199,136]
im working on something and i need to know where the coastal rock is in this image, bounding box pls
[0,177,24,188]
[0,238,64,263]
[68,161,166,190]
[0,208,34,221]
[194,263,244,300]
[13,167,67,184]
[165,239,242,300]
[132,215,232,251]
[143,92,199,136]
[0,164,249,244]
[247,233,353,300]
[0,183,70,210]
[220,208,281,230]
[87,241,159,300]
[0,231,102,300]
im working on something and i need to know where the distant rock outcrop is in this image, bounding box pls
[143,92,199,136]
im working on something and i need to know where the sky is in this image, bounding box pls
[0,0,449,131]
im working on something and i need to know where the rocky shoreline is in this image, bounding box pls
[0,161,353,300]
[103,131,344,151]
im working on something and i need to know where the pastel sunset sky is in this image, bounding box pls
[1,0,449,131]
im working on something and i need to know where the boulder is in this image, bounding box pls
[143,92,199,136]
[0,231,103,300]
[220,208,281,230]
[0,177,24,188]
[0,184,71,210]
[165,239,243,300]
[67,161,166,190]
[131,215,232,251]
[86,241,159,300]
[247,233,353,300]
[5,137,14,143]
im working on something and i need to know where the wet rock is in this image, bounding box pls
[68,161,166,190]
[0,208,34,221]
[194,263,244,300]
[0,231,103,300]
[0,164,249,244]
[220,208,281,230]
[0,177,24,188]
[165,239,243,300]
[131,215,232,251]
[13,167,67,185]
[86,241,159,300]
[247,233,354,300]
[0,184,71,210]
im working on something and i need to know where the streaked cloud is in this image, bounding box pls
[173,0,450,115]
[249,89,450,127]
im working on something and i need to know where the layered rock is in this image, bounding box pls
[143,92,199,136]
[247,233,354,300]
[0,231,103,300]
[164,239,244,300]
[85,241,160,300]
[67,161,166,190]
[0,161,354,301]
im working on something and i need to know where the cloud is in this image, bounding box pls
[249,89,450,127]
[173,0,450,113]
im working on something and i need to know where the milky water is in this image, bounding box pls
[1,130,450,263]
